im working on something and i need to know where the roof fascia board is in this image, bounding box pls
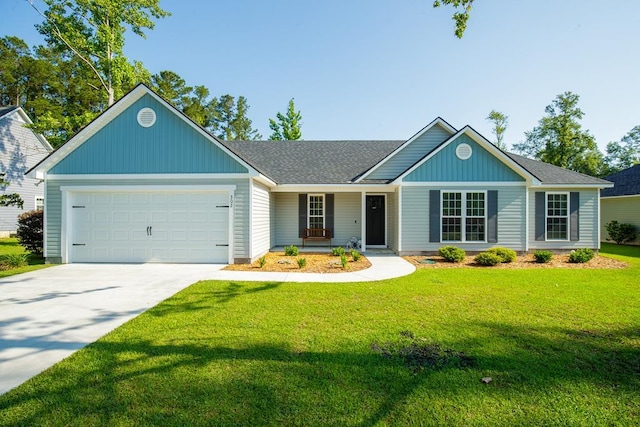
[355,117,456,183]
[601,194,640,199]
[270,184,397,193]
[534,183,614,189]
[392,126,539,185]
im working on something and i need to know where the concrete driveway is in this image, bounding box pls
[0,263,224,395]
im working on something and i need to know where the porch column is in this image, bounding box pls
[361,191,366,252]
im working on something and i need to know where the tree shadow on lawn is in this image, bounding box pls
[1,322,639,426]
[147,282,282,317]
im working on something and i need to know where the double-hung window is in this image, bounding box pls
[546,193,568,240]
[441,191,486,242]
[35,197,44,211]
[308,194,324,229]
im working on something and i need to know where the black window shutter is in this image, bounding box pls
[429,190,441,243]
[325,194,334,234]
[487,190,498,243]
[570,192,579,241]
[535,192,546,241]
[298,194,307,238]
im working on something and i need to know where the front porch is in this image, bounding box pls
[271,190,398,252]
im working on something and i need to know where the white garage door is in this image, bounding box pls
[69,191,230,263]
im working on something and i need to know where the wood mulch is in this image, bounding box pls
[405,253,627,269]
[223,251,372,273]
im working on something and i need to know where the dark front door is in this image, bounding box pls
[366,195,385,246]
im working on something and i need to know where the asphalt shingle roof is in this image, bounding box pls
[223,140,611,187]
[0,106,18,119]
[221,140,405,184]
[601,164,640,197]
[505,152,611,186]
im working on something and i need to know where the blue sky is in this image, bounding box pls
[3,0,640,150]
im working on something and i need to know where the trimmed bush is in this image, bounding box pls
[533,250,553,263]
[284,245,299,256]
[474,251,502,266]
[438,246,466,263]
[351,250,361,262]
[606,221,637,245]
[0,254,28,270]
[17,210,43,255]
[332,247,346,256]
[486,247,517,263]
[569,248,595,264]
[296,258,307,269]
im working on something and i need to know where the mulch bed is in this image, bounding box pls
[223,251,372,273]
[404,253,627,269]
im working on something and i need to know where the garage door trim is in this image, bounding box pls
[60,185,236,264]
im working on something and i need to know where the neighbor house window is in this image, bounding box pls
[308,194,324,229]
[35,197,44,211]
[546,193,568,240]
[442,191,485,242]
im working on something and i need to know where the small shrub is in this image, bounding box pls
[284,245,299,256]
[438,246,466,263]
[332,246,346,256]
[474,251,502,266]
[296,258,307,269]
[606,221,637,245]
[17,210,43,255]
[569,248,595,264]
[0,254,28,270]
[533,250,553,263]
[257,256,267,268]
[486,247,517,263]
[340,254,349,269]
[351,250,361,262]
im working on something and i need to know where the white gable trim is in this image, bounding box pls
[26,84,260,179]
[0,107,53,152]
[392,126,539,185]
[355,117,456,183]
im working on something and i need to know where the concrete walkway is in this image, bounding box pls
[0,254,414,395]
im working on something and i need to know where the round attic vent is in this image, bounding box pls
[137,107,156,128]
[456,143,472,160]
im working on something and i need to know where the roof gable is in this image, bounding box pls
[402,131,526,182]
[357,117,455,182]
[28,84,256,178]
[397,127,532,183]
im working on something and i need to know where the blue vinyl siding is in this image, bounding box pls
[51,94,248,175]
[368,124,452,180]
[404,135,525,182]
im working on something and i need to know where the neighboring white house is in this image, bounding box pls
[0,107,53,236]
[601,164,640,245]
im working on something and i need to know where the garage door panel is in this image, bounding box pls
[70,190,230,263]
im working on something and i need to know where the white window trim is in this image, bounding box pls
[307,193,325,229]
[441,190,487,243]
[545,191,570,241]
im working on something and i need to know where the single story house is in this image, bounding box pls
[600,164,640,245]
[27,84,612,264]
[0,106,53,236]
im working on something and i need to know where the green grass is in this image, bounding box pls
[0,238,50,277]
[1,244,639,425]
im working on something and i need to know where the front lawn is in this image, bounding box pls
[0,238,50,278]
[1,244,639,425]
